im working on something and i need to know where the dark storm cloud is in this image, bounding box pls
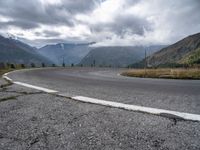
[0,0,73,28]
[42,30,61,37]
[0,0,97,29]
[61,0,98,13]
[0,20,39,29]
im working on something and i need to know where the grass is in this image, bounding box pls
[121,68,200,79]
[0,64,27,77]
[0,68,15,76]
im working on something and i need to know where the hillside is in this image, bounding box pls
[79,46,165,67]
[38,42,94,65]
[0,35,52,65]
[143,33,200,67]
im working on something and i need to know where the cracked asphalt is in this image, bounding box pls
[0,77,200,150]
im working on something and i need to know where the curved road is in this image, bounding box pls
[8,67,200,114]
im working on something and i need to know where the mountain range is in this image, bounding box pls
[0,35,52,65]
[38,42,95,65]
[133,32,200,68]
[0,32,200,68]
[79,45,166,67]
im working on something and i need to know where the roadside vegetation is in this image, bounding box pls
[0,63,18,76]
[121,68,200,79]
[0,62,49,76]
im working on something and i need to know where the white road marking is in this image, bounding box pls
[2,75,13,82]
[3,71,200,121]
[72,96,200,122]
[14,82,58,93]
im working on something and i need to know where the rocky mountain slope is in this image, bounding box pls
[144,33,200,67]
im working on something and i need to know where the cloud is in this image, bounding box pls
[0,0,199,47]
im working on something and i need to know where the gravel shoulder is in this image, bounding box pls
[0,78,200,150]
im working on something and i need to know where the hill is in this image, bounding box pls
[0,35,52,65]
[140,33,200,67]
[38,42,95,65]
[79,46,165,67]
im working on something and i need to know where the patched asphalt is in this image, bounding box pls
[0,76,200,149]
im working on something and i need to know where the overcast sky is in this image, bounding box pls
[0,0,199,47]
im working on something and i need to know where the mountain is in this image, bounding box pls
[79,45,165,67]
[140,33,200,67]
[0,35,52,65]
[38,42,95,65]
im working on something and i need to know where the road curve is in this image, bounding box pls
[8,67,200,114]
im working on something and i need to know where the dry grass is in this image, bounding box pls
[0,68,14,76]
[121,68,200,79]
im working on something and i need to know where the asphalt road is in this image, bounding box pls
[0,78,200,149]
[1,68,200,149]
[8,67,200,114]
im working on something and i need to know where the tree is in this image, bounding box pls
[10,64,15,69]
[42,63,45,67]
[21,64,25,68]
[31,63,35,68]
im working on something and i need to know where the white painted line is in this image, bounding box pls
[14,81,58,93]
[72,96,200,122]
[3,73,9,76]
[2,75,13,83]
[2,71,57,93]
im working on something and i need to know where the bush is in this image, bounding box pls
[31,63,35,68]
[10,64,15,69]
[42,63,45,67]
[21,64,25,68]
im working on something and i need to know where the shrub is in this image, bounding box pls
[21,64,25,68]
[10,64,15,69]
[31,63,35,68]
[42,63,45,67]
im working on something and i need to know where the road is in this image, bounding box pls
[1,67,200,149]
[8,67,200,114]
